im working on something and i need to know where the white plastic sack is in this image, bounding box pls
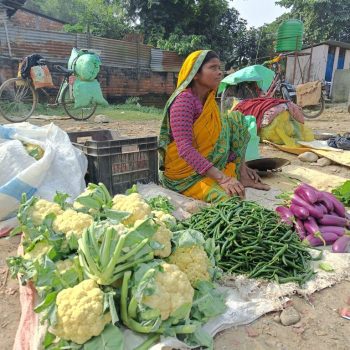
[0,122,87,227]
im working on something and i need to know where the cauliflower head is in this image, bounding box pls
[51,279,111,344]
[55,258,76,274]
[112,193,151,226]
[142,263,194,320]
[134,219,172,258]
[28,199,63,226]
[152,210,177,229]
[23,241,51,260]
[168,245,210,286]
[53,209,93,239]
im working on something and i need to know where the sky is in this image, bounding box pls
[229,0,287,28]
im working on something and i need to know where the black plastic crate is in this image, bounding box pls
[68,130,158,195]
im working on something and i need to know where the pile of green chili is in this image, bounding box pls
[180,197,315,285]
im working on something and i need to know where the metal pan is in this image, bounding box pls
[246,157,290,175]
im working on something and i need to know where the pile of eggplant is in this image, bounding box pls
[276,183,350,253]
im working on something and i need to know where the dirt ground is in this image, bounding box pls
[0,104,349,350]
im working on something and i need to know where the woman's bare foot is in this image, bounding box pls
[240,175,271,190]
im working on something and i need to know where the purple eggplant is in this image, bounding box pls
[304,217,320,236]
[294,218,306,239]
[319,231,339,244]
[318,214,348,227]
[304,232,337,246]
[316,203,328,214]
[317,192,334,213]
[320,191,345,218]
[275,206,294,226]
[295,184,319,204]
[332,236,350,253]
[303,235,323,247]
[290,204,309,219]
[319,225,347,237]
[291,194,323,219]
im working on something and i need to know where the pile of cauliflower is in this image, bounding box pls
[8,185,221,348]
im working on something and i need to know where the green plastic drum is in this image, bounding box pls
[275,19,304,52]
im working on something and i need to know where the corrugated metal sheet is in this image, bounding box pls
[89,36,151,68]
[162,51,184,72]
[151,48,183,72]
[0,24,75,61]
[151,48,163,71]
[0,8,7,21]
[0,25,182,70]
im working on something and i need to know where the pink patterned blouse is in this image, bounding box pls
[169,89,213,175]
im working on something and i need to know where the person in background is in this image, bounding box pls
[158,50,270,203]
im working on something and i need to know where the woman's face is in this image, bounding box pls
[194,58,222,90]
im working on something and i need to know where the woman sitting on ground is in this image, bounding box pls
[158,50,270,203]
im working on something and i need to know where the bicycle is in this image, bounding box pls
[263,54,325,119]
[0,59,97,123]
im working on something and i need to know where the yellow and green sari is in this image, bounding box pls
[159,50,249,203]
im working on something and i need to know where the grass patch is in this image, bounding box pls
[32,101,163,121]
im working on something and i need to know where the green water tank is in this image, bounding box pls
[275,19,304,52]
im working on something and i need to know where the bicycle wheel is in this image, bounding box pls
[61,84,96,121]
[302,95,325,119]
[0,78,37,122]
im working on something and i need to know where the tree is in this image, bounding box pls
[121,0,248,67]
[25,0,129,39]
[276,0,350,44]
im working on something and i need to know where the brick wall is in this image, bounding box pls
[0,56,177,107]
[10,10,64,32]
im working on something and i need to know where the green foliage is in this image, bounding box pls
[332,180,350,207]
[122,0,248,67]
[147,196,175,214]
[157,33,207,56]
[25,0,129,39]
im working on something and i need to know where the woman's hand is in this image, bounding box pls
[218,176,245,199]
[205,166,245,198]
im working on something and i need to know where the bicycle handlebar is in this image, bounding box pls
[53,65,74,75]
[262,54,285,66]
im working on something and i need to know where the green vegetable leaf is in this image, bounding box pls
[43,331,56,348]
[34,291,58,313]
[53,192,70,210]
[172,229,205,249]
[75,196,101,209]
[124,219,158,247]
[125,184,138,195]
[83,324,124,350]
[9,225,23,237]
[332,180,350,206]
[103,208,131,222]
[43,333,80,350]
[183,328,213,350]
[147,195,175,213]
[275,191,293,200]
[191,281,227,322]
[319,262,334,272]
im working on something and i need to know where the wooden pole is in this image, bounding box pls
[292,35,300,85]
[307,45,313,82]
[1,10,12,57]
